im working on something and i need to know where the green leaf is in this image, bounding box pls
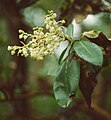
[74,40,103,66]
[58,47,68,65]
[23,7,46,27]
[53,59,80,107]
[66,23,74,38]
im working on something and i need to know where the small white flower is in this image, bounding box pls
[19,34,23,39]
[22,48,28,57]
[54,37,59,41]
[39,32,44,38]
[40,47,45,53]
[57,27,62,32]
[19,29,24,33]
[55,43,60,47]
[31,43,36,47]
[46,24,50,29]
[24,35,28,40]
[48,21,52,26]
[7,46,12,51]
[52,35,57,39]
[53,21,57,26]
[45,17,50,22]
[38,56,43,60]
[61,20,65,24]
[47,44,52,49]
[33,30,38,35]
[44,51,48,55]
[45,38,50,43]
[30,51,36,58]
[49,48,53,52]
[53,13,57,18]
[11,50,15,55]
[49,27,55,32]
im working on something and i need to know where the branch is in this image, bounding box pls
[100,6,111,13]
[0,90,52,102]
[59,0,111,25]
[88,104,111,120]
[58,99,111,120]
[15,91,53,100]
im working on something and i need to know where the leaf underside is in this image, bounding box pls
[79,63,100,108]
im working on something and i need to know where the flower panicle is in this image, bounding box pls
[8,10,66,61]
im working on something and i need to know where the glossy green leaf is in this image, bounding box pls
[53,59,80,107]
[66,23,74,38]
[58,47,68,65]
[74,40,103,66]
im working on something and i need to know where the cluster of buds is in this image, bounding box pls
[7,11,66,60]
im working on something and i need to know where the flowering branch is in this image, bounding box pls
[7,10,109,109]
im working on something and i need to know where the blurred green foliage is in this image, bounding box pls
[0,18,11,80]
[31,95,59,117]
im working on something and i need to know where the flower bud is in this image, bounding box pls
[18,29,24,33]
[7,46,12,51]
[11,50,15,55]
[53,13,57,18]
[24,35,28,40]
[19,34,23,39]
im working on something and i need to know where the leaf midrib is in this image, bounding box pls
[79,41,93,57]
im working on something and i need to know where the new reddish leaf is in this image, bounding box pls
[83,31,111,48]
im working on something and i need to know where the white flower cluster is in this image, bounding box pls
[8,11,66,60]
